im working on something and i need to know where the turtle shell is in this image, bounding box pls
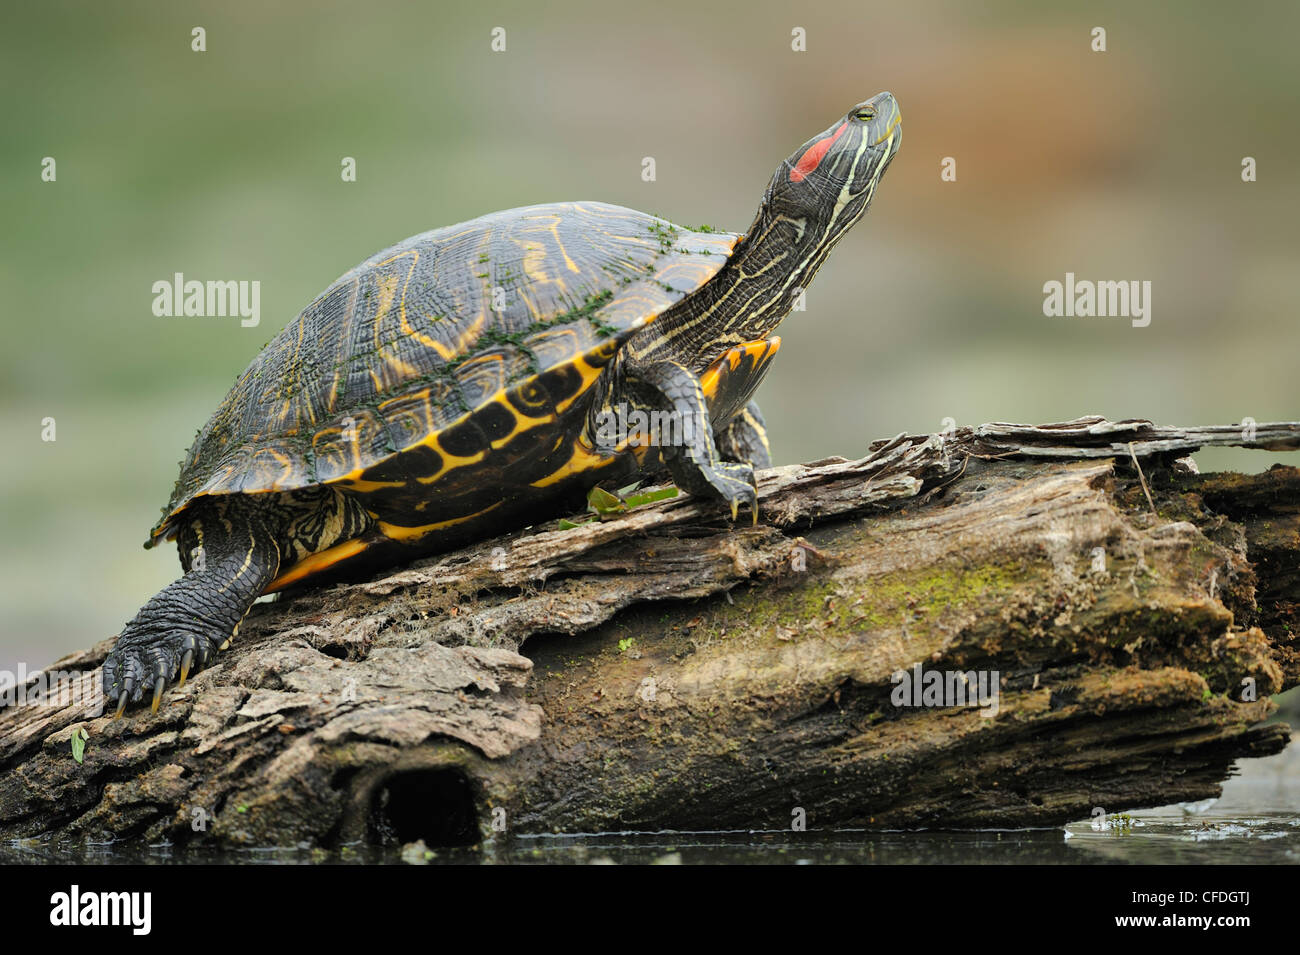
[148,201,738,547]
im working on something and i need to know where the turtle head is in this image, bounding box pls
[764,92,901,251]
[681,93,901,345]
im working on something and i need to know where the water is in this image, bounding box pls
[6,738,1296,865]
[1059,735,1300,865]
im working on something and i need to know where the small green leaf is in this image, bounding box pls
[624,486,678,508]
[586,486,626,515]
[71,727,88,764]
[618,638,635,652]
[558,518,594,530]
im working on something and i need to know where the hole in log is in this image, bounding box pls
[368,768,478,847]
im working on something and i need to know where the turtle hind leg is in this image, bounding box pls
[103,495,283,715]
[717,401,772,470]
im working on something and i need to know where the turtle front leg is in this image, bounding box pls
[103,497,282,715]
[622,358,758,520]
[717,401,772,470]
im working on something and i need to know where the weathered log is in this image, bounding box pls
[1,417,1296,847]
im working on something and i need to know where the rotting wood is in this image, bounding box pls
[0,417,1296,847]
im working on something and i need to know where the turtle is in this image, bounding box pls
[104,91,902,714]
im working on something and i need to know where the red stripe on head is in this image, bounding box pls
[789,122,848,183]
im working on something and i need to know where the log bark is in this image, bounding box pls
[1,417,1297,847]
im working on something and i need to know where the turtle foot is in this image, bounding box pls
[684,460,758,522]
[102,628,223,716]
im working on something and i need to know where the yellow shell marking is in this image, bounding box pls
[529,436,617,488]
[377,500,505,542]
[264,538,369,592]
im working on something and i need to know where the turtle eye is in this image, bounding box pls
[854,107,876,122]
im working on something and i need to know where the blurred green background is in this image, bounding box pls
[2,0,1297,670]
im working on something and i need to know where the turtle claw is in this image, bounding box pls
[150,677,166,713]
[177,633,206,688]
[719,467,758,524]
[721,481,758,524]
[112,672,136,719]
[735,487,759,523]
